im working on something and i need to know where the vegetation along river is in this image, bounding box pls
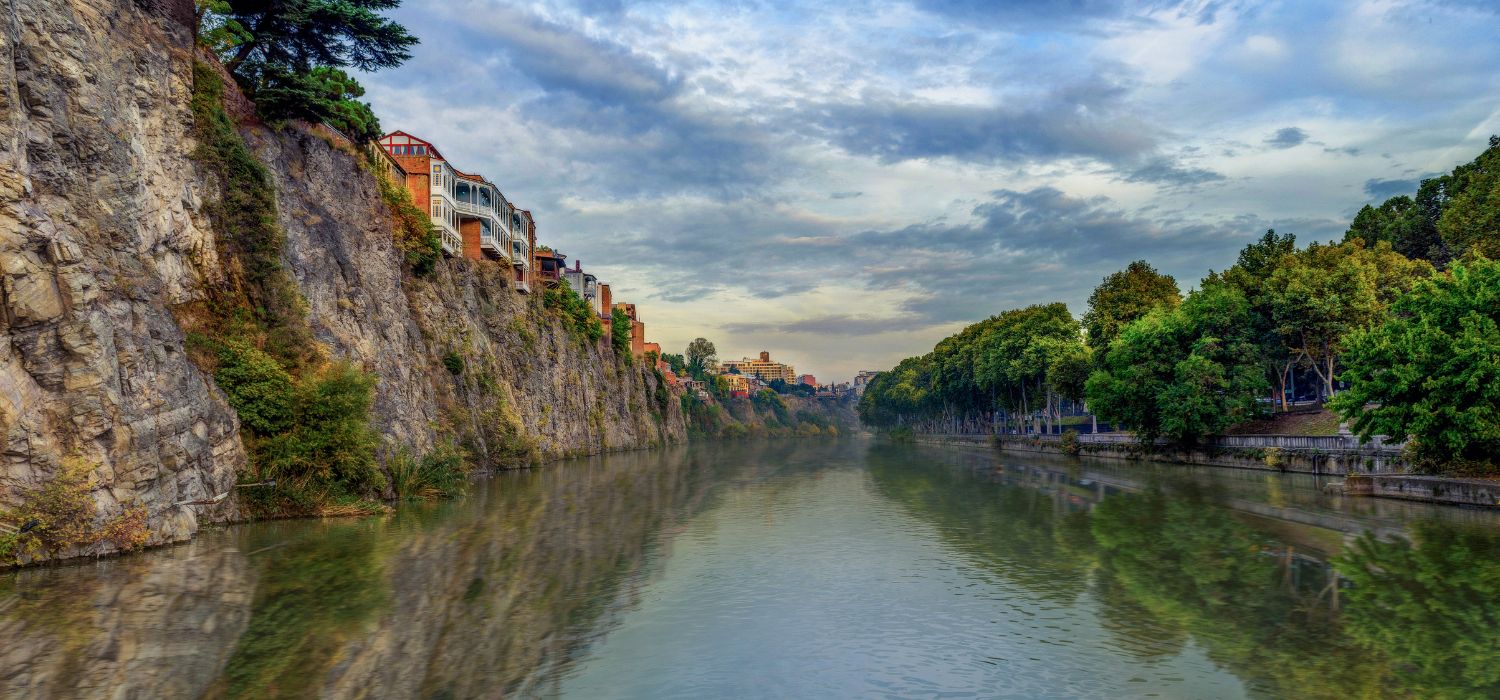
[3,439,1498,699]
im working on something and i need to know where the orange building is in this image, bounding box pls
[613,302,647,357]
[377,131,534,292]
[798,374,817,387]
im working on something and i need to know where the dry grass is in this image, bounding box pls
[1224,409,1344,436]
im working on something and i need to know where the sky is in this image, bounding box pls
[363,0,1500,382]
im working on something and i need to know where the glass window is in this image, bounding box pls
[417,146,426,155]
[456,182,470,202]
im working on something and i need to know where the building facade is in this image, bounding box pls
[719,351,796,383]
[378,131,534,291]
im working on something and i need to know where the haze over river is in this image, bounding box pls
[3,439,1497,699]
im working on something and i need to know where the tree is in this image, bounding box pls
[1265,239,1431,400]
[199,0,417,140]
[1330,258,1500,469]
[1085,281,1267,444]
[685,338,717,378]
[1436,135,1500,259]
[1083,261,1181,359]
[610,307,632,357]
[253,66,383,142]
[1216,230,1299,410]
[661,353,687,375]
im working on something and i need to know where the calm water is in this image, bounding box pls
[4,440,1499,699]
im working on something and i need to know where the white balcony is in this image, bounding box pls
[515,279,531,294]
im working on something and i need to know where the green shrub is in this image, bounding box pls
[544,280,604,343]
[388,445,468,501]
[611,306,632,358]
[251,362,384,513]
[887,426,915,442]
[1060,429,1081,456]
[372,159,441,276]
[442,351,465,375]
[206,336,295,435]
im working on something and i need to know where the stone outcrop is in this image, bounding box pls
[0,0,244,556]
[0,0,685,565]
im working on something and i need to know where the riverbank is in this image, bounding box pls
[906,432,1500,508]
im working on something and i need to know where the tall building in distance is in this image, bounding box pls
[719,351,796,383]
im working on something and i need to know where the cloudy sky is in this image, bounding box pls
[364,0,1500,382]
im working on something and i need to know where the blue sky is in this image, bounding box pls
[365,0,1500,381]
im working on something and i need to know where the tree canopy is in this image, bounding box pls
[685,338,718,379]
[1085,281,1266,444]
[197,0,417,140]
[1083,261,1181,358]
[1330,257,1500,467]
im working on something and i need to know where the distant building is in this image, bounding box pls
[643,341,661,357]
[718,351,796,383]
[613,303,647,357]
[798,374,817,387]
[376,131,533,291]
[852,370,881,396]
[535,248,566,287]
[722,373,751,398]
[561,260,600,311]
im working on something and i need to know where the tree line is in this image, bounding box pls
[859,136,1500,473]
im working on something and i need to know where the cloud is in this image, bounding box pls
[1264,127,1310,149]
[1123,156,1227,188]
[364,0,1500,379]
[1362,177,1420,201]
[723,315,938,336]
[811,79,1158,165]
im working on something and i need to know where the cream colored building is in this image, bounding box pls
[718,351,796,383]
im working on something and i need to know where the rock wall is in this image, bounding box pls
[0,0,683,565]
[0,0,243,556]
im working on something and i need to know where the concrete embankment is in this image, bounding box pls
[907,433,1500,508]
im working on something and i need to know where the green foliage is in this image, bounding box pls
[201,0,416,141]
[205,336,296,435]
[611,306,633,356]
[372,162,441,276]
[1436,135,1500,260]
[1085,281,1267,444]
[1059,429,1081,456]
[1336,524,1500,699]
[1264,238,1431,398]
[191,62,314,367]
[388,445,468,501]
[859,302,1083,430]
[1083,260,1181,357]
[544,280,604,344]
[1345,135,1499,263]
[661,352,687,375]
[751,389,790,426]
[679,392,724,439]
[442,351,465,376]
[246,362,385,516]
[253,66,382,141]
[1330,257,1500,468]
[685,337,717,378]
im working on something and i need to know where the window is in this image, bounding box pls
[416,146,427,155]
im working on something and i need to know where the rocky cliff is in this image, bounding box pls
[0,0,682,565]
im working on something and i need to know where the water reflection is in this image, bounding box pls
[1,440,1497,699]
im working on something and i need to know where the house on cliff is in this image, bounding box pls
[376,131,536,292]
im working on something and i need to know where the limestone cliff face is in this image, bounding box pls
[0,0,683,565]
[0,0,244,555]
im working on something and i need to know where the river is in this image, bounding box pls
[2,439,1497,699]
